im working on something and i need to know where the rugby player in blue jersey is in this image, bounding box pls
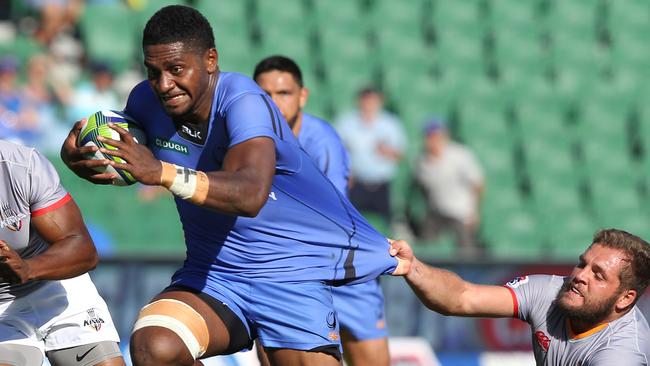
[60,5,409,366]
[253,55,391,366]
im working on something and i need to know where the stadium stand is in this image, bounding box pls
[2,0,649,261]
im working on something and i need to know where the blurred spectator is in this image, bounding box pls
[63,61,120,121]
[335,85,406,226]
[411,119,484,258]
[21,53,68,153]
[0,55,42,147]
[25,0,84,45]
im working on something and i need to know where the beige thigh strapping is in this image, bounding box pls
[132,299,209,359]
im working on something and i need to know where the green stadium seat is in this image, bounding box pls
[590,179,645,234]
[0,34,44,69]
[311,0,367,34]
[525,139,578,185]
[610,32,650,80]
[375,29,431,74]
[608,0,650,36]
[319,27,373,112]
[369,0,425,38]
[413,233,458,261]
[483,207,544,260]
[546,0,599,35]
[433,0,482,30]
[256,0,306,25]
[488,0,538,32]
[432,29,484,77]
[457,100,511,145]
[131,0,182,35]
[79,3,138,73]
[216,33,255,75]
[530,179,584,222]
[546,211,596,260]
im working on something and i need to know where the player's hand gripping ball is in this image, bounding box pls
[77,110,147,186]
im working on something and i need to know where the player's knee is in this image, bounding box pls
[130,327,193,366]
[131,298,209,366]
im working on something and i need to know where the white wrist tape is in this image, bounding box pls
[160,162,209,204]
[169,166,198,200]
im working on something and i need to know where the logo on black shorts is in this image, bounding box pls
[83,308,105,331]
[326,311,337,329]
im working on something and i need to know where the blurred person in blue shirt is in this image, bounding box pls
[0,56,42,148]
[335,86,406,226]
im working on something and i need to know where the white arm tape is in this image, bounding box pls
[169,166,198,200]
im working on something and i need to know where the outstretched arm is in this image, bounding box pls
[390,240,514,317]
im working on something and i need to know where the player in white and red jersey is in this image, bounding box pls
[0,139,123,366]
[390,228,650,365]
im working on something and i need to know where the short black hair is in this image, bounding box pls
[143,5,215,51]
[358,84,383,98]
[253,55,303,87]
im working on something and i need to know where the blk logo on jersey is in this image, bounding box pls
[0,203,25,232]
[176,121,207,145]
[83,308,105,331]
[535,331,551,351]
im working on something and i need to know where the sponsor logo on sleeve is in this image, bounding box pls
[0,203,25,232]
[535,331,551,351]
[506,276,529,289]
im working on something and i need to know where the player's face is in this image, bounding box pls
[358,93,383,117]
[144,42,218,120]
[255,70,307,127]
[556,244,628,323]
[425,130,447,155]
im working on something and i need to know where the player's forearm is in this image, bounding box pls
[25,235,98,281]
[202,170,270,216]
[405,258,472,316]
[160,162,270,216]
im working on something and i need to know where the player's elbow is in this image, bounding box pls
[76,237,100,271]
[237,192,268,217]
[82,247,100,271]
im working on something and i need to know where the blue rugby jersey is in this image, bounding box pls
[297,113,350,196]
[124,72,397,284]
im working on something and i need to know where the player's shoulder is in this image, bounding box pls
[590,316,650,365]
[0,140,37,166]
[129,80,156,100]
[303,113,337,135]
[505,274,563,290]
[217,72,264,99]
[610,307,650,342]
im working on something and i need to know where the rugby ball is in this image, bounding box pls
[77,110,147,186]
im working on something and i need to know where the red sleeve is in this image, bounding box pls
[31,193,72,217]
[503,285,519,318]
